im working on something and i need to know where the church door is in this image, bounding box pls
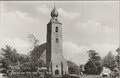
[55,69,59,75]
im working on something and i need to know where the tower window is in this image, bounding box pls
[56,38,59,43]
[56,27,58,32]
[56,65,58,67]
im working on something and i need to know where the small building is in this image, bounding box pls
[100,67,111,77]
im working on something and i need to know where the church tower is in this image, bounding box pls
[46,5,68,77]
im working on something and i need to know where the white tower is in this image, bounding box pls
[46,5,68,77]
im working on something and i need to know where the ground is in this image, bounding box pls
[80,75,109,78]
[0,73,111,78]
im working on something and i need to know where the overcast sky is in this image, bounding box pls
[0,1,119,65]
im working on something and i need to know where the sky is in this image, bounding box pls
[0,1,119,65]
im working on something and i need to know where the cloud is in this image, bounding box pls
[63,41,118,65]
[91,43,118,58]
[37,5,80,19]
[1,10,47,42]
[63,41,89,65]
[1,10,39,31]
[2,10,39,25]
[76,20,115,34]
[58,8,80,19]
[37,4,50,14]
[64,20,119,46]
[1,10,40,54]
[0,37,31,55]
[1,2,118,65]
[63,20,118,64]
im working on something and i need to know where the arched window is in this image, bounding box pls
[56,27,58,32]
[55,70,59,75]
[56,38,59,43]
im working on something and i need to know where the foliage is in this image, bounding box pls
[20,62,37,72]
[84,61,102,75]
[116,55,120,71]
[18,55,29,64]
[84,50,103,75]
[28,34,47,68]
[0,34,47,74]
[1,45,19,67]
[101,51,117,70]
[1,45,30,70]
[67,60,79,74]
[116,55,120,63]
[28,34,39,47]
[1,34,45,73]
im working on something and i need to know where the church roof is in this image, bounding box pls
[30,43,47,61]
[116,47,120,52]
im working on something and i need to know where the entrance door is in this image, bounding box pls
[55,69,59,75]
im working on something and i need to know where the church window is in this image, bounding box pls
[56,65,58,67]
[55,19,57,21]
[55,70,59,75]
[56,38,59,43]
[56,27,58,32]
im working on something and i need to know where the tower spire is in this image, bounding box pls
[54,2,55,9]
[51,2,59,18]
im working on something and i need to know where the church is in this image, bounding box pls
[32,5,68,77]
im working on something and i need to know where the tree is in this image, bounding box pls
[1,45,19,66]
[28,34,39,47]
[18,55,30,64]
[67,60,79,74]
[28,34,40,61]
[1,45,30,68]
[116,55,120,69]
[28,34,46,68]
[101,51,116,70]
[84,50,103,75]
